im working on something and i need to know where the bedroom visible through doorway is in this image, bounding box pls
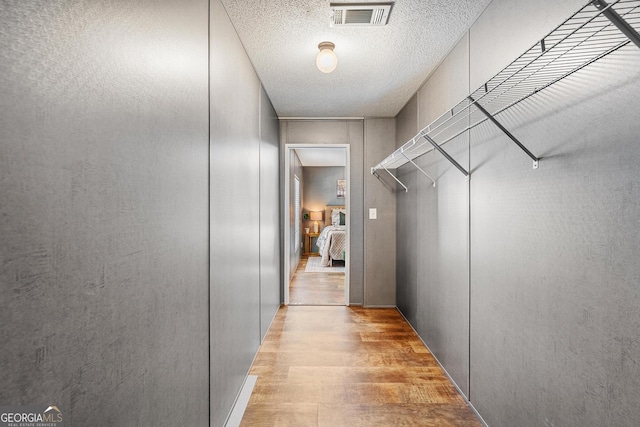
[284,144,350,306]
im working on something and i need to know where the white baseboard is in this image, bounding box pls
[224,375,257,427]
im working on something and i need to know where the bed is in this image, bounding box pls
[316,205,346,266]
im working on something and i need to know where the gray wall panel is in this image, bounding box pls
[395,163,418,320]
[470,45,640,427]
[364,118,397,306]
[0,0,209,425]
[259,86,281,341]
[395,33,471,396]
[210,0,261,424]
[418,34,471,128]
[418,34,470,397]
[468,1,640,425]
[347,121,365,305]
[395,96,419,319]
[395,94,418,149]
[405,133,470,397]
[469,0,583,89]
[396,149,472,395]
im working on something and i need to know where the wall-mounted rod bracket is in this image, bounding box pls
[420,132,469,177]
[372,166,408,192]
[399,151,436,188]
[593,0,640,49]
[469,96,540,169]
[382,165,408,192]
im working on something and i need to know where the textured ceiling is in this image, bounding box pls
[221,0,492,117]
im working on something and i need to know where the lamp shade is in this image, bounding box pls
[309,211,323,221]
[316,42,337,73]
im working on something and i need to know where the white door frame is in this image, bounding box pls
[283,144,350,306]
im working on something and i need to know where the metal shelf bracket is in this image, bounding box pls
[469,95,540,170]
[421,132,469,177]
[399,151,436,188]
[594,0,640,49]
[372,165,408,192]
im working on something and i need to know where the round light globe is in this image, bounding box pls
[316,42,337,73]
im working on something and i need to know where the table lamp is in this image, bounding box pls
[310,211,323,233]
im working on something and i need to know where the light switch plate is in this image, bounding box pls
[369,208,377,219]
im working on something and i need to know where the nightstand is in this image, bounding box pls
[304,232,320,255]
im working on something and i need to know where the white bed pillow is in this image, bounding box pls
[331,208,346,226]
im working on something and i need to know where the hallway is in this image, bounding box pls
[240,306,481,426]
[3,1,640,425]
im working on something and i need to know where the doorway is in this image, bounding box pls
[284,144,350,305]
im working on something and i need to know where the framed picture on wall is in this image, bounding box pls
[337,179,346,198]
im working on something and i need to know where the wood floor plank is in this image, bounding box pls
[241,305,480,426]
[251,351,439,368]
[263,330,365,342]
[239,403,318,427]
[248,382,466,405]
[285,366,451,384]
[318,403,482,427]
[359,331,427,342]
[258,339,422,354]
[289,256,345,305]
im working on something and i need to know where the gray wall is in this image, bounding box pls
[395,96,421,321]
[397,34,471,396]
[395,0,640,426]
[0,1,280,426]
[395,94,419,150]
[210,0,281,425]
[259,87,281,341]
[364,118,397,307]
[281,120,365,304]
[0,0,209,425]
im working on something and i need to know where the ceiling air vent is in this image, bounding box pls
[330,3,392,27]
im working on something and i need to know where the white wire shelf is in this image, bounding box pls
[371,0,640,187]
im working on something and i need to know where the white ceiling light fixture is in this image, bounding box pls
[316,41,338,73]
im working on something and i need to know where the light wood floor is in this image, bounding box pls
[240,305,482,427]
[289,256,345,305]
